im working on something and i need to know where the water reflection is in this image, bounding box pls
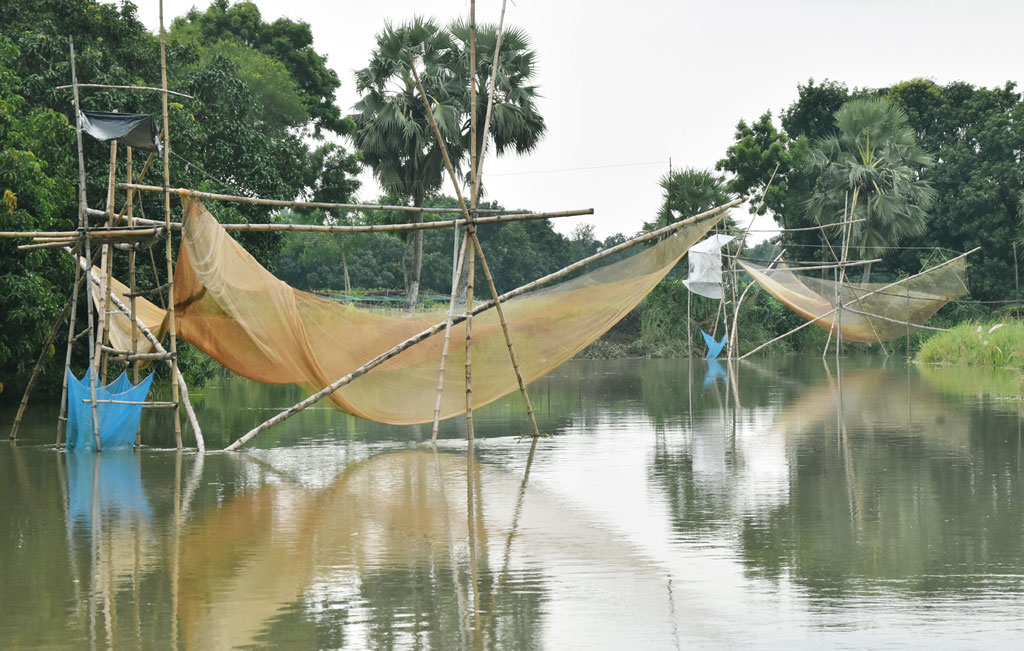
[4,358,1024,648]
[177,441,682,649]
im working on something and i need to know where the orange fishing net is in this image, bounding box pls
[167,198,720,424]
[738,258,968,343]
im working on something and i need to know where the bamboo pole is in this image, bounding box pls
[224,201,736,450]
[55,83,194,99]
[470,0,509,201]
[727,163,779,358]
[159,1,182,448]
[687,290,692,359]
[471,231,542,437]
[117,183,519,215]
[74,253,205,451]
[431,230,469,441]
[69,36,102,452]
[408,35,543,441]
[465,0,480,443]
[740,247,979,360]
[841,305,950,332]
[85,194,100,451]
[9,274,86,440]
[6,208,587,239]
[7,227,164,239]
[57,253,83,446]
[730,248,785,358]
[99,141,117,382]
[726,256,881,272]
[128,147,142,446]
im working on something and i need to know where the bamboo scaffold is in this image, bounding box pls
[17,14,206,452]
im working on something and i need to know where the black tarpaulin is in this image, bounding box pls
[80,111,161,152]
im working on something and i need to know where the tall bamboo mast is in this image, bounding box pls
[127,147,143,446]
[464,0,480,443]
[69,36,102,452]
[159,0,183,448]
[421,0,541,440]
[56,253,82,446]
[127,147,138,385]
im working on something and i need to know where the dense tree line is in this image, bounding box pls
[2,0,1024,402]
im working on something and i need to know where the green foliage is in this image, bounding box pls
[170,0,348,136]
[0,34,76,397]
[805,97,935,271]
[0,0,360,398]
[917,320,1024,369]
[650,168,732,230]
[720,77,1024,303]
[350,17,546,308]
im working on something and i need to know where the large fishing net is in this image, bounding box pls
[163,198,720,424]
[737,258,969,343]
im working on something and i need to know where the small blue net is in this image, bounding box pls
[66,369,155,452]
[701,329,727,360]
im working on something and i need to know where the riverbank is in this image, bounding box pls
[916,320,1024,368]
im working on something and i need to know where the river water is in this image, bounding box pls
[2,357,1023,649]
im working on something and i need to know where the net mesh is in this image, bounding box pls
[171,198,721,424]
[87,264,168,363]
[65,369,155,451]
[738,258,969,343]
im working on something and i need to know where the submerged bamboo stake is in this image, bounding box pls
[431,229,469,442]
[118,183,518,215]
[687,290,692,359]
[159,2,182,448]
[57,256,83,446]
[68,36,101,452]
[471,232,542,437]
[464,230,477,442]
[74,253,205,451]
[58,37,88,447]
[85,200,100,450]
[10,274,86,440]
[224,200,736,450]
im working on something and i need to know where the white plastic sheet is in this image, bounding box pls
[683,234,734,299]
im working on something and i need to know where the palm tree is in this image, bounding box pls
[352,18,546,310]
[805,97,936,281]
[652,168,732,229]
[351,18,463,310]
[447,20,547,185]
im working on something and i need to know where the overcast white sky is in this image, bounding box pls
[138,0,1024,241]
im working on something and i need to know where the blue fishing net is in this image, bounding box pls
[701,330,727,360]
[65,369,155,452]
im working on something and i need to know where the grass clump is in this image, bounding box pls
[916,320,1024,368]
